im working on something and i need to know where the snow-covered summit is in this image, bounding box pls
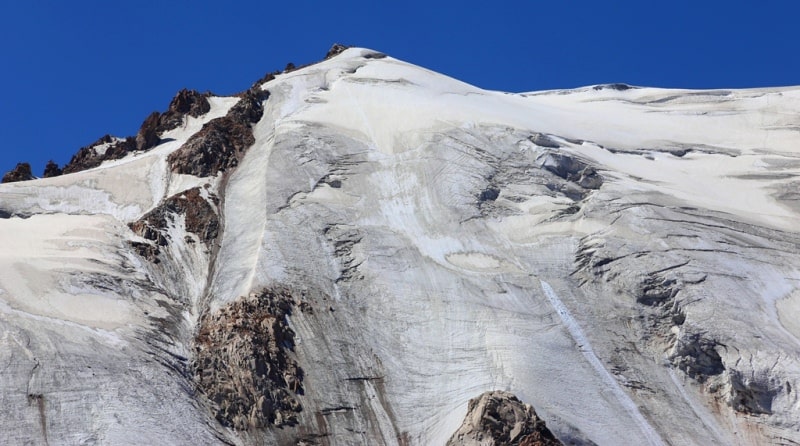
[1,47,799,445]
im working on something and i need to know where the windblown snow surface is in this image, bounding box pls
[1,48,799,445]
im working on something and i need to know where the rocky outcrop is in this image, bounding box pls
[325,43,350,59]
[251,44,353,89]
[135,112,162,152]
[62,135,136,174]
[135,89,212,152]
[592,83,636,91]
[129,187,219,261]
[42,160,62,178]
[1,162,34,183]
[229,88,270,124]
[192,288,304,430]
[447,391,562,446]
[166,117,253,177]
[52,89,212,176]
[168,89,269,177]
[158,89,212,132]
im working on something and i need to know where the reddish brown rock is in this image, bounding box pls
[157,89,212,133]
[135,111,162,152]
[167,116,253,177]
[167,89,269,177]
[1,162,34,183]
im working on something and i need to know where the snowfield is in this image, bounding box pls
[0,47,799,445]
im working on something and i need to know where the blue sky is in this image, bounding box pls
[1,1,798,177]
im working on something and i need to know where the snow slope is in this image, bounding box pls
[1,47,799,445]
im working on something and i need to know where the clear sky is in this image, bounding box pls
[1,1,798,177]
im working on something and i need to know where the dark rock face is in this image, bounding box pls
[479,187,500,202]
[529,133,561,149]
[230,88,270,124]
[447,391,562,446]
[168,89,269,177]
[62,135,136,174]
[325,43,350,59]
[129,187,219,261]
[136,89,212,153]
[1,162,34,183]
[54,89,214,176]
[192,288,304,430]
[593,83,636,91]
[252,70,282,89]
[2,163,34,183]
[158,89,212,132]
[43,160,62,178]
[167,117,253,177]
[135,112,162,152]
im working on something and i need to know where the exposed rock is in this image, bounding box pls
[529,133,561,149]
[62,135,136,174]
[252,69,282,89]
[42,160,62,178]
[168,89,269,177]
[363,51,387,59]
[64,134,111,173]
[129,241,161,264]
[4,46,800,446]
[229,88,270,124]
[1,162,34,183]
[325,43,350,59]
[479,187,500,202]
[192,288,304,430]
[129,187,219,259]
[58,90,211,176]
[136,111,162,152]
[167,116,253,177]
[447,391,562,446]
[593,83,636,91]
[156,89,212,133]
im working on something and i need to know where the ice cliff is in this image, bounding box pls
[1,46,799,445]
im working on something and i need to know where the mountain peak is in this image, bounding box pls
[0,48,799,445]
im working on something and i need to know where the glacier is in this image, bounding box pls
[0,46,799,445]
